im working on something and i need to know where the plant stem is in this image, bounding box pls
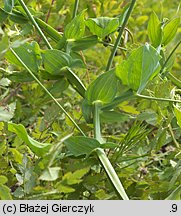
[72,0,79,19]
[167,72,181,89]
[10,48,85,136]
[93,102,102,143]
[168,124,180,148]
[99,41,127,51]
[106,0,136,71]
[137,94,181,103]
[18,0,53,50]
[46,0,55,23]
[65,67,86,98]
[93,101,129,200]
[161,39,181,75]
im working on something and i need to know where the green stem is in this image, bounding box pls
[93,101,129,200]
[161,39,181,75]
[99,41,127,51]
[65,67,86,98]
[18,0,53,50]
[106,0,136,71]
[168,124,180,148]
[72,0,79,19]
[167,72,181,89]
[10,48,85,136]
[93,102,102,143]
[137,94,181,103]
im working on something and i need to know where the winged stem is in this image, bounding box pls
[93,101,129,200]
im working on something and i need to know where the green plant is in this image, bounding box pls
[0,0,180,200]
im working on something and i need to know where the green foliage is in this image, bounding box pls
[86,70,118,105]
[8,123,52,157]
[64,10,86,40]
[6,42,41,74]
[86,17,119,38]
[40,167,61,181]
[166,185,181,200]
[68,35,98,51]
[0,0,180,200]
[0,103,16,122]
[64,136,100,157]
[147,12,162,47]
[42,50,73,75]
[116,44,161,93]
[4,0,14,13]
[162,18,180,46]
[174,105,181,128]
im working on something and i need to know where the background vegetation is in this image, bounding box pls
[0,0,180,200]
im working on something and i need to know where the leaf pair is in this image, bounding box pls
[64,11,119,40]
[63,12,120,50]
[116,44,161,94]
[85,43,161,109]
[148,12,180,47]
[86,17,119,38]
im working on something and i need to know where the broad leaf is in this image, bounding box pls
[0,102,16,122]
[0,8,9,23]
[8,123,52,157]
[102,90,135,111]
[6,42,41,74]
[9,10,29,24]
[86,17,119,38]
[86,70,118,105]
[68,35,98,51]
[174,105,181,128]
[64,136,101,157]
[64,11,85,40]
[56,167,90,193]
[147,12,162,47]
[40,167,61,181]
[8,71,34,82]
[42,49,72,74]
[0,184,12,200]
[4,0,14,12]
[162,18,180,46]
[0,175,8,184]
[100,111,133,123]
[62,167,90,185]
[116,44,161,93]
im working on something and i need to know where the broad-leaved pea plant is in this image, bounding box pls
[0,0,180,200]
